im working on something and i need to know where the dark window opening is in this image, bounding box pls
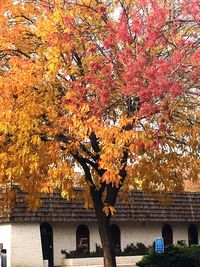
[162,224,173,247]
[111,224,121,253]
[76,225,90,253]
[188,224,198,245]
[40,223,53,267]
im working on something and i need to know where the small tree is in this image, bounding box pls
[0,1,199,266]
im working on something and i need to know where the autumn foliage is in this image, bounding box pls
[0,0,199,218]
[0,0,199,265]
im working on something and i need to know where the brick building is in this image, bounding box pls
[0,190,200,267]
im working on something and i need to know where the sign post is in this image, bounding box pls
[155,237,164,253]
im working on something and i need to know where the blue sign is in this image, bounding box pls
[155,237,164,253]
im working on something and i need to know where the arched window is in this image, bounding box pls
[40,223,53,267]
[76,225,90,252]
[111,224,121,253]
[188,224,198,245]
[162,224,173,247]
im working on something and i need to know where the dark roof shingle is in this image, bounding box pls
[1,190,200,223]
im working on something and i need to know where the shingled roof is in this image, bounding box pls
[0,190,200,223]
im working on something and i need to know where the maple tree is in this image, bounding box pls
[0,0,199,266]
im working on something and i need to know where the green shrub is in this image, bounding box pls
[137,245,200,267]
[90,244,103,257]
[61,242,149,258]
[122,243,149,256]
[61,247,90,258]
[61,244,103,258]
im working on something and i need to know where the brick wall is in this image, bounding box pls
[52,222,75,266]
[0,221,199,267]
[120,222,161,248]
[119,222,199,248]
[11,223,43,267]
[52,221,200,266]
[52,222,102,266]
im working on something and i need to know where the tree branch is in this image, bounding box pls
[72,153,95,188]
[89,132,101,153]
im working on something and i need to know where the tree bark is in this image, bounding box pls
[91,188,117,267]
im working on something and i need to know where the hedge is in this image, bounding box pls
[137,245,200,267]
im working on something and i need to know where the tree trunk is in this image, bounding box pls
[96,210,116,267]
[91,189,117,267]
